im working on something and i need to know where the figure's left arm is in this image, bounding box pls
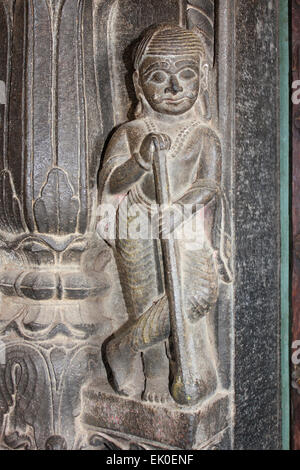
[159,130,222,237]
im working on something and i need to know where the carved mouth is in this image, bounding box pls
[162,97,191,105]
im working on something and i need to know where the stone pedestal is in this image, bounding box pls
[82,380,230,450]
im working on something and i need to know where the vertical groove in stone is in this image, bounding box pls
[0,1,8,173]
[77,0,88,233]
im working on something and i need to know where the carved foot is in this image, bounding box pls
[141,343,170,404]
[142,378,170,404]
[105,335,139,397]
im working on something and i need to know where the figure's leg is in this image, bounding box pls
[103,334,142,397]
[203,196,231,285]
[181,247,219,398]
[105,296,169,397]
[182,246,218,323]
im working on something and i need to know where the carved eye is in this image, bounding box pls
[149,71,168,84]
[179,69,197,80]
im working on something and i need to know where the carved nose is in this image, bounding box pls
[165,75,183,95]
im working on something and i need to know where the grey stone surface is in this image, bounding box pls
[233,0,281,450]
[82,380,230,449]
[0,0,282,450]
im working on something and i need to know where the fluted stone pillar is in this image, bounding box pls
[0,0,111,450]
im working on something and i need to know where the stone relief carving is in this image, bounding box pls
[0,0,233,450]
[98,23,231,407]
[81,10,233,448]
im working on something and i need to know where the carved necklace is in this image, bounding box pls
[145,117,199,159]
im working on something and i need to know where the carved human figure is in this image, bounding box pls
[98,24,231,406]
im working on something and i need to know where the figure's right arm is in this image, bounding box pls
[109,157,146,195]
[107,129,170,195]
[104,125,151,195]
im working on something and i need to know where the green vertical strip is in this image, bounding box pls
[279,0,290,451]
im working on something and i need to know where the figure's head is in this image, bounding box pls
[133,24,207,117]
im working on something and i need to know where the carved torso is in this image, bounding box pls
[102,118,221,207]
[99,117,222,324]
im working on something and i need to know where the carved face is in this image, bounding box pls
[139,55,200,116]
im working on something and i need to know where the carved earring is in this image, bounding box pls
[135,93,144,118]
[133,71,145,118]
[199,63,211,121]
[200,90,212,121]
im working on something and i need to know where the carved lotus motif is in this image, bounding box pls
[33,168,80,235]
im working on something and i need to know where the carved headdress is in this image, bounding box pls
[134,24,206,70]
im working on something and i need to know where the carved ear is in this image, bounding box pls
[133,71,145,117]
[133,71,142,96]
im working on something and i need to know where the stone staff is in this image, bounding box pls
[152,143,202,406]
